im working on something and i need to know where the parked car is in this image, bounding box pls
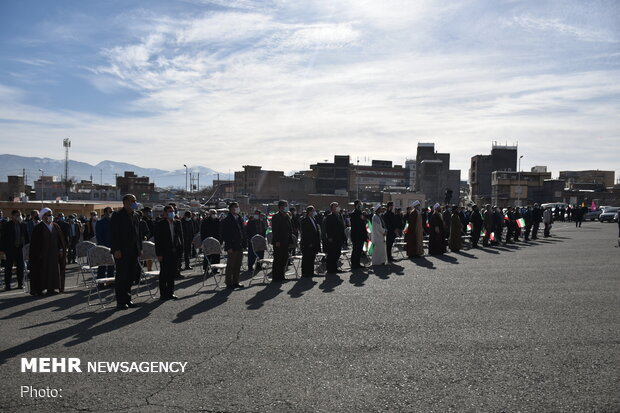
[599,207,619,222]
[583,208,602,221]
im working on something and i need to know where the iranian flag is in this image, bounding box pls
[363,240,374,255]
[516,218,525,228]
[403,221,409,235]
[490,232,496,241]
[467,223,472,233]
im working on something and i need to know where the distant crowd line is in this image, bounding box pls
[0,197,583,309]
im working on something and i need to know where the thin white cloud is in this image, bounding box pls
[507,15,618,43]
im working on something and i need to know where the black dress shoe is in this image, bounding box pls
[226,285,235,290]
[159,296,169,301]
[116,304,129,310]
[234,284,244,289]
[169,295,179,300]
[127,301,137,308]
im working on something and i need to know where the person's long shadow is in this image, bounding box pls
[372,264,405,279]
[288,277,317,298]
[453,251,478,259]
[319,275,343,293]
[246,282,283,309]
[433,254,458,264]
[476,247,500,254]
[173,288,232,322]
[0,289,88,320]
[349,268,369,287]
[0,298,159,365]
[411,256,435,269]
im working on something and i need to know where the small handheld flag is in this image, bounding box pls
[517,218,525,228]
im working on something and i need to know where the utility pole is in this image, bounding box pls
[63,138,71,198]
[517,155,523,206]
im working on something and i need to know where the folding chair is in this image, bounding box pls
[393,240,407,259]
[136,241,159,299]
[248,234,274,286]
[75,241,97,286]
[201,237,227,289]
[86,245,116,307]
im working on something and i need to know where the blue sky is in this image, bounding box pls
[1,0,619,180]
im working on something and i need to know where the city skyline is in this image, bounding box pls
[1,1,619,179]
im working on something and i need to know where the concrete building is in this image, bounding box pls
[350,160,407,202]
[116,171,155,202]
[70,180,120,202]
[34,176,66,201]
[310,155,350,195]
[0,176,28,201]
[414,143,461,205]
[559,170,615,189]
[382,192,426,209]
[280,173,316,204]
[213,179,235,198]
[491,169,552,207]
[405,158,416,189]
[234,165,284,201]
[0,200,123,219]
[470,143,518,206]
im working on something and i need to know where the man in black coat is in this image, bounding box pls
[271,200,292,282]
[522,205,533,241]
[220,202,245,289]
[349,200,368,269]
[470,205,483,248]
[300,205,321,277]
[155,205,183,300]
[531,203,542,240]
[1,210,29,290]
[383,201,399,262]
[245,209,266,271]
[111,194,142,310]
[200,209,221,273]
[324,202,346,274]
[181,211,195,271]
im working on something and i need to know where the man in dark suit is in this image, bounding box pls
[220,202,245,289]
[383,201,399,262]
[349,200,368,269]
[181,211,195,271]
[200,209,221,273]
[55,213,71,267]
[111,194,142,310]
[300,205,321,278]
[155,205,183,300]
[1,209,29,290]
[324,202,346,274]
[271,200,292,282]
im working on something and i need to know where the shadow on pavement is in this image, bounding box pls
[349,268,369,287]
[319,274,343,292]
[411,257,436,269]
[288,277,317,298]
[433,254,459,264]
[452,251,478,259]
[173,288,232,322]
[246,282,283,309]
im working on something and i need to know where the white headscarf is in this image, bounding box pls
[411,200,421,208]
[433,203,441,211]
[40,207,52,217]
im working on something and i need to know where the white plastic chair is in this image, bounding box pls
[201,237,227,289]
[86,245,116,307]
[248,235,274,286]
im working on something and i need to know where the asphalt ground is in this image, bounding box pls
[1,221,619,412]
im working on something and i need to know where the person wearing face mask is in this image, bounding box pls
[1,210,29,290]
[55,213,71,261]
[154,205,183,300]
[139,207,154,241]
[96,207,115,279]
[83,211,98,241]
[200,209,221,274]
[271,200,293,282]
[324,202,347,274]
[349,200,369,269]
[428,203,447,255]
[181,211,195,271]
[26,210,39,238]
[245,209,266,271]
[28,207,67,295]
[220,202,246,289]
[110,194,142,310]
[300,205,321,278]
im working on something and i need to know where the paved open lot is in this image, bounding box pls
[1,221,619,412]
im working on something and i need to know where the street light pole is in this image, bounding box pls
[517,155,523,206]
[38,168,44,204]
[183,164,188,194]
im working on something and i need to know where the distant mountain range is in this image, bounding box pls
[0,154,232,189]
